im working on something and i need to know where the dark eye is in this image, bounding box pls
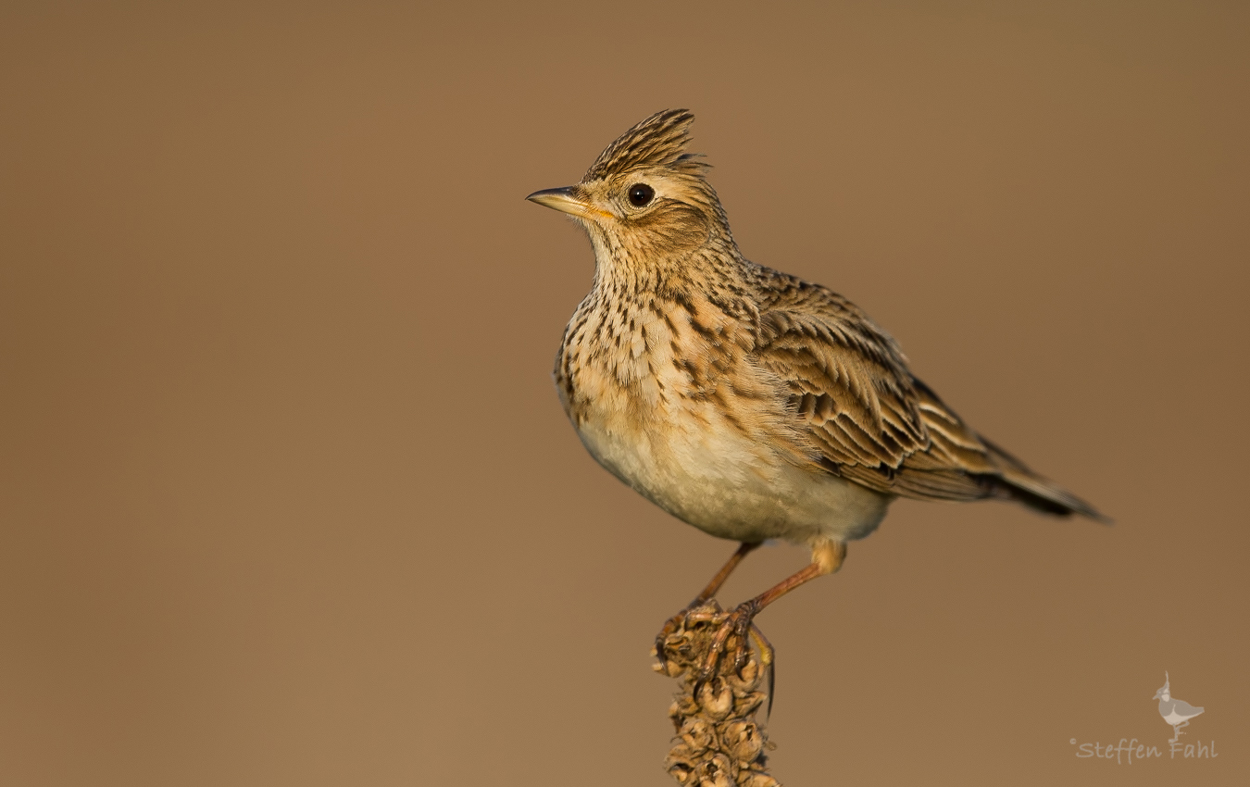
[627,183,655,207]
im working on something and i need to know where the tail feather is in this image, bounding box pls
[982,437,1110,522]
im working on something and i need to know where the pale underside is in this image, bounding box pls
[559,288,894,546]
[575,401,892,545]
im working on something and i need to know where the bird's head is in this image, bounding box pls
[1154,672,1171,700]
[527,109,736,275]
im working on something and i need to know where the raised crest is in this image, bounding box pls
[583,109,707,180]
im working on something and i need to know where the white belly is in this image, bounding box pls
[574,400,891,545]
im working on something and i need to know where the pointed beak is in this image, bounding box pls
[525,186,612,221]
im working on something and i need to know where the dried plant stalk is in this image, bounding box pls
[654,602,779,787]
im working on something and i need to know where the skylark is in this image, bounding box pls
[528,109,1104,677]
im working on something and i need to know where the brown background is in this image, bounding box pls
[2,2,1247,785]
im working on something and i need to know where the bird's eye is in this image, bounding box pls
[627,183,655,207]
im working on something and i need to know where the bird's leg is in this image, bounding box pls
[697,538,847,684]
[1171,721,1189,742]
[655,542,761,665]
[693,541,764,606]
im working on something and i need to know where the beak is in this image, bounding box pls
[525,186,612,221]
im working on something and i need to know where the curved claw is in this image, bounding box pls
[653,611,688,673]
[748,623,776,717]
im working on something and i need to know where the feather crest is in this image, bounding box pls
[583,109,707,180]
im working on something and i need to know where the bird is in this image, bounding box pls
[526,109,1105,679]
[1154,673,1204,742]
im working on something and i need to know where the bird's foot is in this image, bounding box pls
[653,602,773,678]
[694,599,763,685]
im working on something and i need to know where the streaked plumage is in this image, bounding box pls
[528,109,1104,674]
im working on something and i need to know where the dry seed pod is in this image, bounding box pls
[733,691,766,719]
[694,753,737,787]
[657,606,779,786]
[723,720,764,763]
[697,679,735,720]
[726,658,762,693]
[665,744,698,783]
[679,716,717,753]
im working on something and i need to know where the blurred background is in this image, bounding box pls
[2,2,1247,785]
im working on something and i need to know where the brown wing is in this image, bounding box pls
[752,274,1104,518]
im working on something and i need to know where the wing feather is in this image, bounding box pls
[751,272,1102,518]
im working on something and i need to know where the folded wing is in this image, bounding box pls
[752,273,1103,520]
